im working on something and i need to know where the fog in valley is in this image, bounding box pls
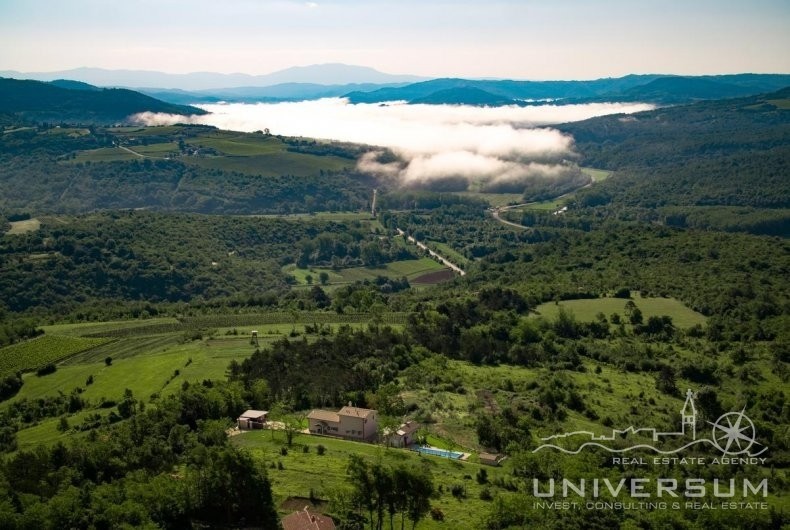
[135,99,653,190]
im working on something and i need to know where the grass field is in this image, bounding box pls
[532,293,707,328]
[109,125,186,136]
[233,430,512,529]
[184,152,351,177]
[131,142,180,157]
[581,166,612,182]
[186,134,286,156]
[67,128,354,177]
[427,241,471,268]
[287,258,448,286]
[5,218,40,235]
[70,147,140,163]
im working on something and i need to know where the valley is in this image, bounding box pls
[0,71,787,529]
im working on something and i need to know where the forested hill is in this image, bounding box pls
[346,74,790,106]
[0,78,205,124]
[560,88,790,210]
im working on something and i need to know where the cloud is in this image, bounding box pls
[305,2,318,8]
[132,99,652,191]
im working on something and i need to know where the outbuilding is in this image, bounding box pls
[237,409,268,430]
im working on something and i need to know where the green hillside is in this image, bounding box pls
[0,77,205,123]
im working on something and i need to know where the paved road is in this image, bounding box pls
[396,228,466,276]
[491,180,594,229]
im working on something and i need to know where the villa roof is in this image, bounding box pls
[338,406,376,418]
[307,410,341,423]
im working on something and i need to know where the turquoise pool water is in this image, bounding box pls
[412,445,464,459]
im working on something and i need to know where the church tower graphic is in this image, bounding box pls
[681,388,697,440]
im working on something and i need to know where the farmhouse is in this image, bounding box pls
[386,420,420,448]
[307,405,378,441]
[236,409,268,430]
[281,506,336,530]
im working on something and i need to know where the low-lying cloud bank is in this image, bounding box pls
[133,99,653,191]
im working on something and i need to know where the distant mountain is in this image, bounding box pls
[346,74,790,105]
[0,78,205,123]
[0,64,426,91]
[345,76,664,104]
[49,79,101,91]
[409,87,518,106]
[603,76,757,103]
[141,82,413,105]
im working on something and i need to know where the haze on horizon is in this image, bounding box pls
[1,0,789,80]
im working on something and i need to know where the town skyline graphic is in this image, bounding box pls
[533,389,767,457]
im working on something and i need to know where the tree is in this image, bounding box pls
[319,271,330,285]
[347,455,376,530]
[656,365,678,395]
[404,466,433,530]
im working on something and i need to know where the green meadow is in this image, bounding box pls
[532,293,707,329]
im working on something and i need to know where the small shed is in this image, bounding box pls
[237,409,268,430]
[479,452,506,467]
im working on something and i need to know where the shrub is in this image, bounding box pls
[316,444,326,456]
[36,363,56,376]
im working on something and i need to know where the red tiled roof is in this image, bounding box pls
[338,406,376,418]
[281,507,336,530]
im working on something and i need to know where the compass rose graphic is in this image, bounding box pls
[710,410,759,455]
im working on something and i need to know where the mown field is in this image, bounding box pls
[532,293,707,328]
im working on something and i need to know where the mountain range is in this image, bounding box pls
[1,67,789,126]
[0,64,425,91]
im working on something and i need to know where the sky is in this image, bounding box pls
[0,0,789,79]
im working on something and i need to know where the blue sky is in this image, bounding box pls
[1,0,788,78]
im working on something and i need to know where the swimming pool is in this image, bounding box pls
[412,445,464,459]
